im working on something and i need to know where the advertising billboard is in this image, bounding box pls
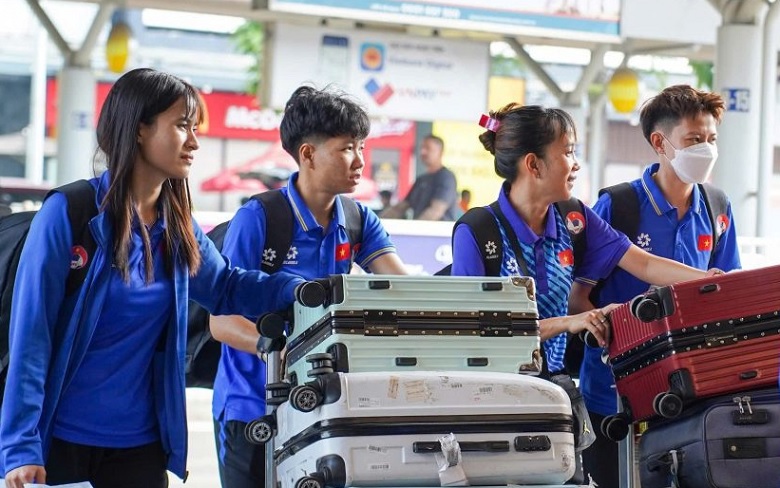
[269,0,621,42]
[270,22,489,121]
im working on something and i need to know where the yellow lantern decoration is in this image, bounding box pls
[105,21,131,73]
[607,68,640,113]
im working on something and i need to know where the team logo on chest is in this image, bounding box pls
[636,232,652,251]
[283,246,299,265]
[565,211,586,235]
[505,257,520,275]
[716,214,729,236]
[70,245,89,269]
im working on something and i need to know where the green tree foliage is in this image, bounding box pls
[232,21,264,95]
[689,60,714,90]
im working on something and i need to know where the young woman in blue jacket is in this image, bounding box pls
[0,68,309,488]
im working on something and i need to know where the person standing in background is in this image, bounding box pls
[381,134,459,221]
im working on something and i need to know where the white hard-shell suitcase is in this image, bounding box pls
[286,275,540,383]
[272,371,576,488]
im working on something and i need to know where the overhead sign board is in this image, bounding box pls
[268,0,621,42]
[269,22,489,121]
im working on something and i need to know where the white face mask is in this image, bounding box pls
[665,139,719,184]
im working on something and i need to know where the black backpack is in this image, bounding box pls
[436,198,587,377]
[185,190,364,388]
[0,180,97,401]
[597,182,728,271]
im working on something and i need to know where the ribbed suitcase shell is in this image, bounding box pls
[274,371,575,487]
[607,266,780,422]
[287,275,540,382]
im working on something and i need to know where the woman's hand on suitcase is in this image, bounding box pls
[573,304,619,347]
[4,465,46,488]
[705,267,725,277]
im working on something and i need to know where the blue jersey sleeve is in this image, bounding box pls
[189,216,302,318]
[1,192,73,471]
[355,204,396,269]
[574,205,631,286]
[710,202,741,272]
[451,222,487,276]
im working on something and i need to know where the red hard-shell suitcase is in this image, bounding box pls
[602,266,780,433]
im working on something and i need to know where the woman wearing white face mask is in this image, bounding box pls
[662,133,719,185]
[571,84,742,488]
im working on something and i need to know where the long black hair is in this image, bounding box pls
[96,67,203,282]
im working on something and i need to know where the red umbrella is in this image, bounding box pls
[200,142,379,204]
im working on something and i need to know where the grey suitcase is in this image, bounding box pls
[638,388,780,487]
[285,275,540,383]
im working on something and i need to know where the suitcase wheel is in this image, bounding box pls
[305,353,335,377]
[290,384,323,412]
[266,382,292,406]
[632,295,661,323]
[653,391,684,419]
[295,475,325,488]
[244,417,274,445]
[600,414,629,441]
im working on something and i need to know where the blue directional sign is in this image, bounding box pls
[724,88,750,112]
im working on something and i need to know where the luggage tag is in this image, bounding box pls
[435,433,468,486]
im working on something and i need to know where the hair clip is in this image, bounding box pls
[478,114,500,132]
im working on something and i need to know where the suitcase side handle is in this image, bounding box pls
[413,440,510,453]
[368,280,391,290]
[481,282,503,291]
[699,283,720,294]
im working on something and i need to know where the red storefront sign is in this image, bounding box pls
[45,78,280,141]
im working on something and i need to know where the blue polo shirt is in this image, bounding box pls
[212,173,396,424]
[581,163,741,416]
[54,217,173,447]
[451,184,631,373]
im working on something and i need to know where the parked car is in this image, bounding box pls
[0,177,52,215]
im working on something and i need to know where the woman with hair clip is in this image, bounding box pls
[452,103,722,375]
[450,103,723,481]
[0,68,313,488]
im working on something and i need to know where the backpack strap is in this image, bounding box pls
[337,195,364,249]
[700,183,728,268]
[252,190,293,274]
[553,197,588,269]
[489,201,530,277]
[599,182,640,244]
[439,206,504,276]
[49,180,99,296]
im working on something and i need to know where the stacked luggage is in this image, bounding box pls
[248,275,592,488]
[600,266,780,487]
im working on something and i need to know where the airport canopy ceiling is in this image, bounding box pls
[57,0,722,60]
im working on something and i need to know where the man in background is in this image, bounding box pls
[381,134,459,221]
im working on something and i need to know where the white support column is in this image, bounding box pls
[757,2,780,237]
[26,26,48,184]
[55,67,96,184]
[712,23,764,236]
[587,94,608,203]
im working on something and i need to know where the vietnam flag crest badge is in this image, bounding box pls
[697,234,713,251]
[335,242,351,261]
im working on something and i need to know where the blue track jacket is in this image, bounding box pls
[0,174,303,479]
